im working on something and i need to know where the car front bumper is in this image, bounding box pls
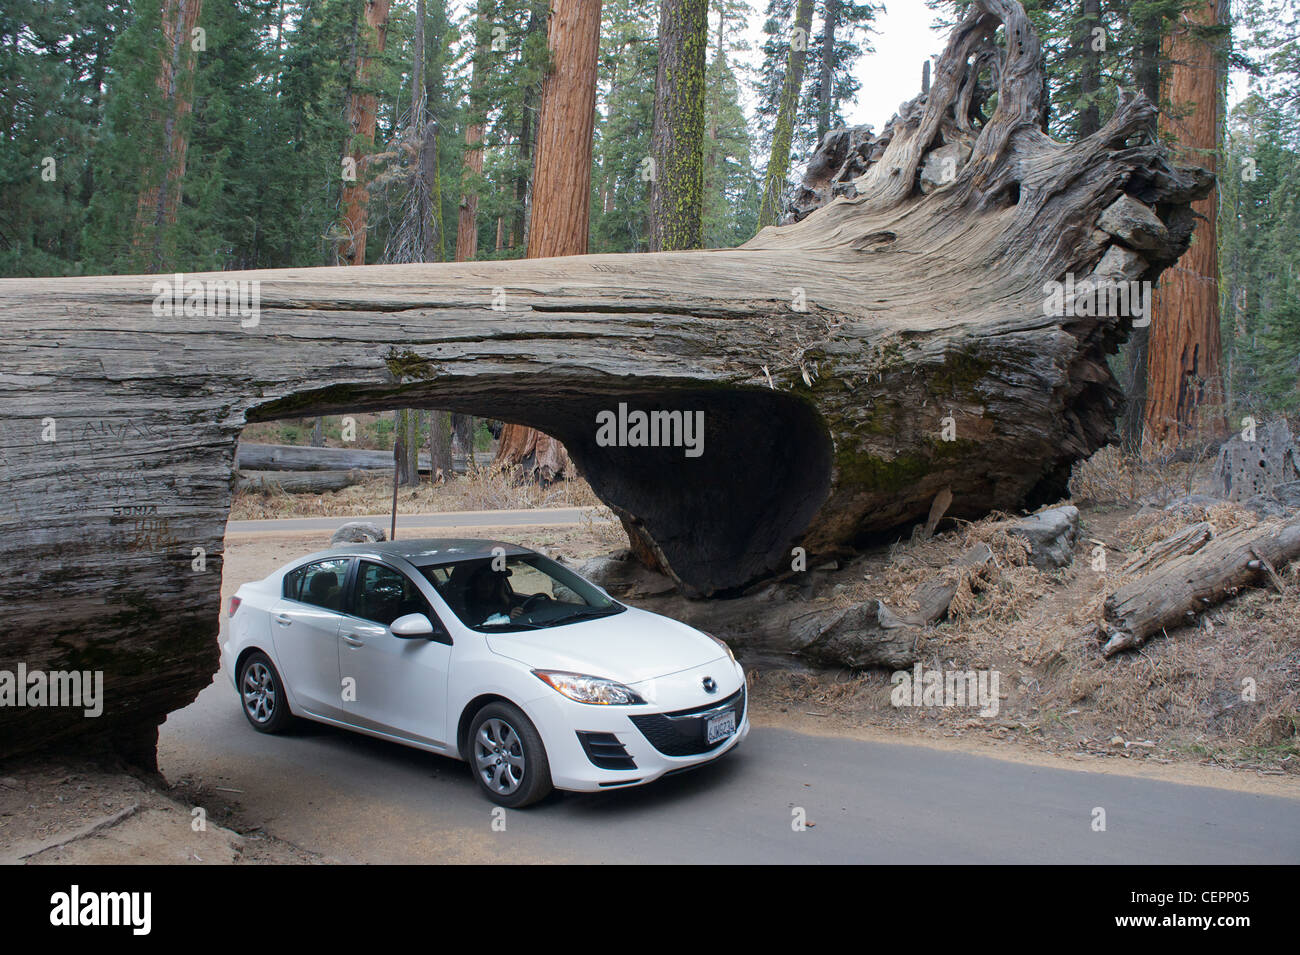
[526,658,750,793]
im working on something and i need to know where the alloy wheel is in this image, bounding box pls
[242,661,276,724]
[474,717,525,795]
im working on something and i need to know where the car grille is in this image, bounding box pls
[576,731,637,770]
[629,686,745,757]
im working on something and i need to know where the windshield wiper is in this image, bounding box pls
[475,620,545,632]
[548,606,623,627]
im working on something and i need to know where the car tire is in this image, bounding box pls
[238,651,295,734]
[468,702,553,808]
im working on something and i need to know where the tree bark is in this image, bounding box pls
[1101,517,1300,656]
[455,35,486,263]
[526,0,601,259]
[237,469,366,493]
[649,0,707,252]
[816,0,839,144]
[758,0,815,229]
[0,0,1212,762]
[1075,0,1102,138]
[494,0,602,478]
[1144,0,1226,446]
[339,0,392,266]
[132,0,205,272]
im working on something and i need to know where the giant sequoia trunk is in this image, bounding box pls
[0,1,1211,763]
[1144,0,1226,445]
[492,0,601,480]
[132,0,205,272]
[338,0,392,266]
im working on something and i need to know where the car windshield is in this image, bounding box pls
[418,553,624,633]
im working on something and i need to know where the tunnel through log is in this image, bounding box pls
[0,0,1214,762]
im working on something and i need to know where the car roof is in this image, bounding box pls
[320,537,536,568]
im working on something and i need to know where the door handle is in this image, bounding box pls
[274,614,291,627]
[342,633,364,648]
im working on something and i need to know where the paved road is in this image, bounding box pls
[226,507,607,535]
[159,678,1300,864]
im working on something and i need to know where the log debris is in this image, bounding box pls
[1100,517,1300,656]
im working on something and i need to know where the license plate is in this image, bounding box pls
[706,710,736,744]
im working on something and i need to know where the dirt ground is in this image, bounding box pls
[0,760,328,864]
[746,500,1299,780]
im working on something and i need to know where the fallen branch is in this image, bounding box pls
[1101,517,1300,656]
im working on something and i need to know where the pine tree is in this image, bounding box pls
[649,0,708,251]
[758,0,814,228]
[338,0,393,266]
[703,6,760,247]
[590,0,658,253]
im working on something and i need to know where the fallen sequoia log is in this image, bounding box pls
[1099,517,1300,657]
[0,0,1212,763]
[235,441,494,474]
[236,469,367,494]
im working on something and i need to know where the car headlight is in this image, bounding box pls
[704,631,736,664]
[533,670,646,705]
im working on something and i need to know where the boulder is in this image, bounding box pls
[1007,506,1080,569]
[330,521,387,545]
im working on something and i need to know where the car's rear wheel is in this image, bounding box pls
[238,652,294,734]
[468,702,553,808]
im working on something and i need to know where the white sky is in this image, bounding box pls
[732,2,947,133]
[831,2,948,131]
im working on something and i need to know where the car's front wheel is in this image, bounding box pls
[468,703,553,808]
[238,652,294,734]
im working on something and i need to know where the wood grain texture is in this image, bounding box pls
[1101,518,1300,656]
[0,0,1211,760]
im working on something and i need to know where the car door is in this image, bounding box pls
[339,558,453,746]
[270,557,350,719]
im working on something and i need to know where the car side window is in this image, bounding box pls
[295,559,350,612]
[283,566,305,600]
[353,560,432,628]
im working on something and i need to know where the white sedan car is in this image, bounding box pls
[222,539,748,806]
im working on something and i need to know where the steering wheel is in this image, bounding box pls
[519,593,551,613]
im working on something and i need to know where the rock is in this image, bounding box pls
[330,521,387,545]
[577,550,676,598]
[1273,481,1300,509]
[1091,244,1148,281]
[1098,194,1169,251]
[787,124,881,222]
[919,141,972,194]
[1158,494,1225,519]
[1007,506,1080,569]
[1210,420,1300,502]
[1242,495,1290,520]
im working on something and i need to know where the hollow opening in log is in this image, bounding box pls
[244,378,834,595]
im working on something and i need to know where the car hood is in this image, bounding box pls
[485,605,723,685]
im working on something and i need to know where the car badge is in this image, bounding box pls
[702,676,717,694]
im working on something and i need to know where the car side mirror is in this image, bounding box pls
[390,613,435,639]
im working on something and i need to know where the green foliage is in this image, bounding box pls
[755,0,879,163]
[589,0,659,252]
[0,1,131,277]
[1220,93,1300,414]
[703,52,760,247]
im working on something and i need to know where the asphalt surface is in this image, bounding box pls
[225,507,605,535]
[159,677,1300,864]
